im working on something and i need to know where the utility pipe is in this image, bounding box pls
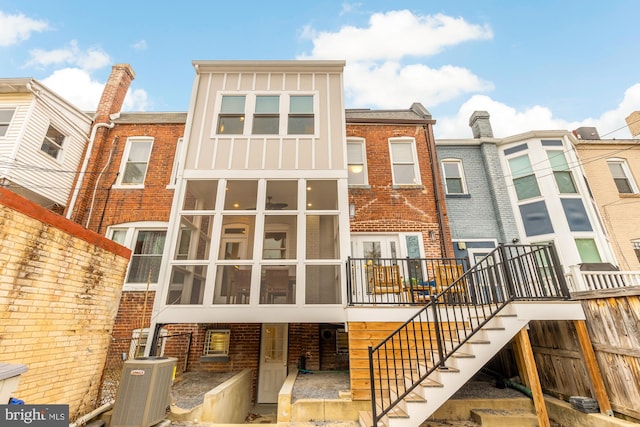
[68,401,113,427]
[66,118,117,220]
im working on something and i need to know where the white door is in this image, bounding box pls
[257,323,288,403]
[351,235,400,260]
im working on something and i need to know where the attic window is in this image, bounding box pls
[41,125,65,159]
[0,108,15,137]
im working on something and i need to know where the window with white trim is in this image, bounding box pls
[117,137,153,186]
[508,154,541,200]
[547,151,577,193]
[203,329,231,357]
[288,95,314,135]
[607,159,638,194]
[129,328,167,359]
[41,125,66,159]
[389,138,420,185]
[441,159,467,194]
[215,94,315,136]
[575,238,602,263]
[253,96,279,134]
[108,226,167,286]
[217,95,246,134]
[347,138,367,185]
[167,138,183,189]
[0,108,15,137]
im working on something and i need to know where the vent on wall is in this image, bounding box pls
[110,357,177,427]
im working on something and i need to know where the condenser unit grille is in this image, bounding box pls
[111,357,177,427]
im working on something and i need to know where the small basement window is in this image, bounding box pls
[202,329,231,362]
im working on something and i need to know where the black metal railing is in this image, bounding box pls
[364,244,569,426]
[347,256,469,305]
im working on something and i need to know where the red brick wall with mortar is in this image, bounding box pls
[346,123,453,258]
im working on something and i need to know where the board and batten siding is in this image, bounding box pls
[185,66,345,174]
[12,97,90,206]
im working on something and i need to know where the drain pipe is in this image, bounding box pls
[68,401,113,427]
[482,367,533,398]
[66,114,119,220]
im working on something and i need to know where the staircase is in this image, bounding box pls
[357,244,573,427]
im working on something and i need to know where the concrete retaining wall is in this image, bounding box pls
[201,368,253,423]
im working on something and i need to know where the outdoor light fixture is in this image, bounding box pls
[349,203,356,218]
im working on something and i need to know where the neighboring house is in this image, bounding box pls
[437,111,616,270]
[0,78,93,212]
[436,111,519,263]
[573,126,640,270]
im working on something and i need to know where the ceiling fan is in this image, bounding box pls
[266,196,288,210]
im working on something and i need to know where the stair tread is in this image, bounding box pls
[452,351,475,358]
[359,410,385,427]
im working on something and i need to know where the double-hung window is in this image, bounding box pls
[508,154,540,200]
[547,151,577,193]
[389,138,420,185]
[347,138,367,185]
[109,226,167,288]
[607,159,638,194]
[253,95,279,134]
[119,137,153,186]
[217,95,246,134]
[41,125,66,159]
[442,159,467,194]
[0,108,15,137]
[288,95,314,135]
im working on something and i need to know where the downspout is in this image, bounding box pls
[66,116,118,220]
[423,125,449,257]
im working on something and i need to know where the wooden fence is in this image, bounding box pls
[524,287,640,420]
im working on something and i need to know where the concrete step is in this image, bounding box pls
[470,408,538,426]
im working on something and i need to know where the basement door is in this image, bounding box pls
[257,323,288,403]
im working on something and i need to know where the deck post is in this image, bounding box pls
[514,326,550,427]
[573,320,613,416]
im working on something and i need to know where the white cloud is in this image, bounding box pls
[131,40,147,51]
[41,68,105,111]
[41,67,150,112]
[345,61,493,108]
[26,40,110,71]
[300,10,494,110]
[0,10,48,46]
[123,88,149,111]
[301,10,492,61]
[435,89,638,140]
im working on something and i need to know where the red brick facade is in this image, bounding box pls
[347,122,452,258]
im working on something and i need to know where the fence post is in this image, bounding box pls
[346,258,352,306]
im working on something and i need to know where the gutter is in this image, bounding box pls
[66,115,118,220]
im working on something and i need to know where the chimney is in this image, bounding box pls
[94,64,135,122]
[469,111,493,138]
[573,127,600,140]
[625,111,640,137]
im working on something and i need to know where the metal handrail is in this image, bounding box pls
[366,244,569,426]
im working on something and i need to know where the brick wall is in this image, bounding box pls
[0,189,130,419]
[347,123,451,258]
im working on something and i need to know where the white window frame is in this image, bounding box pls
[607,158,639,194]
[115,136,154,188]
[389,137,421,186]
[213,92,318,137]
[128,328,167,360]
[166,137,183,189]
[40,124,66,160]
[546,150,578,194]
[107,222,168,291]
[203,329,231,357]
[347,138,368,186]
[441,158,467,194]
[0,108,15,137]
[507,153,542,201]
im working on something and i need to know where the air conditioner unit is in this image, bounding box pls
[110,357,177,427]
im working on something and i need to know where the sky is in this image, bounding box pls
[1,1,639,139]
